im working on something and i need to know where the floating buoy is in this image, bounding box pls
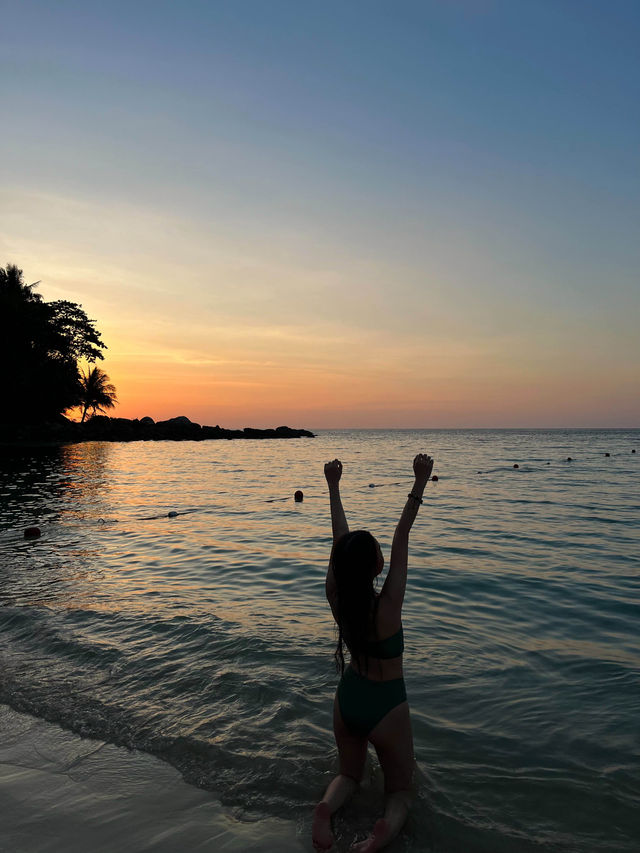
[632,449,636,454]
[168,511,178,518]
[369,483,375,488]
[24,526,41,539]
[605,453,610,457]
[294,490,303,502]
[567,457,573,462]
[513,464,519,469]
[431,475,438,482]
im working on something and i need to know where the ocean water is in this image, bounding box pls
[0,429,638,852]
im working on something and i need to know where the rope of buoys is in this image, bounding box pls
[475,451,630,473]
[19,449,634,533]
[24,526,41,539]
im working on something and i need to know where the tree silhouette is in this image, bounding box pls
[0,263,42,304]
[79,366,118,423]
[1,263,114,425]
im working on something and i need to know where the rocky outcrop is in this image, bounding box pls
[0,415,315,444]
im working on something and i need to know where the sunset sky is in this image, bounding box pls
[2,1,638,428]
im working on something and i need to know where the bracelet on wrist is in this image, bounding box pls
[407,492,423,504]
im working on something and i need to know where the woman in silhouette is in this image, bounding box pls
[313,453,434,852]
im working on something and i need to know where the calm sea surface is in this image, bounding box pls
[1,429,638,852]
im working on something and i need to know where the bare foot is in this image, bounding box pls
[350,819,391,853]
[312,801,334,851]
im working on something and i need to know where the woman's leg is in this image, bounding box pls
[351,701,414,853]
[312,696,368,851]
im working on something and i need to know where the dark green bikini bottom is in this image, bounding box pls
[337,665,407,738]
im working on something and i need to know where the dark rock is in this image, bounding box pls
[155,417,202,440]
[84,416,136,440]
[87,415,111,427]
[201,425,226,438]
[275,425,315,438]
[244,427,277,439]
[158,416,192,426]
[1,416,315,444]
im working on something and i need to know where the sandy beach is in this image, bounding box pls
[0,704,301,853]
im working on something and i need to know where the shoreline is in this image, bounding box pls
[0,415,315,446]
[0,703,302,853]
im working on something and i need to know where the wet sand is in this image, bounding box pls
[0,704,302,853]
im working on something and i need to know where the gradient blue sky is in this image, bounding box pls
[2,1,639,427]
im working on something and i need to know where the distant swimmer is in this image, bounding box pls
[313,454,434,852]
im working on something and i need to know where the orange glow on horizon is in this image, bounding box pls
[101,350,639,430]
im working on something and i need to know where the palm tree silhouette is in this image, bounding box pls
[0,263,41,303]
[79,366,118,423]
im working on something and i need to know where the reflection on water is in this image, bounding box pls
[61,441,113,518]
[1,430,639,853]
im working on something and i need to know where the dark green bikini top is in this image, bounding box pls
[363,626,404,659]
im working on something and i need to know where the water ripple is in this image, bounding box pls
[1,429,639,851]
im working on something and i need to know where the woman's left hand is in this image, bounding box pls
[413,453,434,483]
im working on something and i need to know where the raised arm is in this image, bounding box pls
[325,459,348,543]
[381,453,434,609]
[324,459,348,608]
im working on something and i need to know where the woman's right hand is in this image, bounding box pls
[324,459,343,485]
[413,453,434,483]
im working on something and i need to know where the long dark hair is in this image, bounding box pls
[332,530,379,674]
